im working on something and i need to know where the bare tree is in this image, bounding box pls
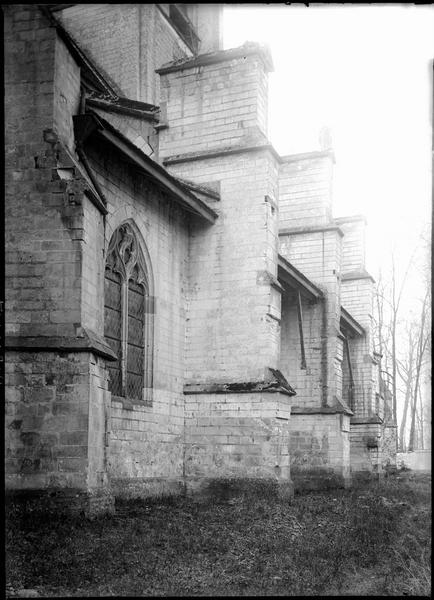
[373,227,430,453]
[373,253,414,425]
[396,325,416,451]
[408,290,430,452]
[417,386,424,449]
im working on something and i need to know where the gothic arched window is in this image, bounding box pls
[104,222,154,404]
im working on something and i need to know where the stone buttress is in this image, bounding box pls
[157,44,295,495]
[5,5,114,513]
[278,152,352,490]
[5,4,394,511]
[337,216,396,479]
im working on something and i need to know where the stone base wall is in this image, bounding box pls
[288,412,351,491]
[5,350,91,492]
[350,422,383,481]
[184,391,292,493]
[107,389,185,489]
[5,350,115,512]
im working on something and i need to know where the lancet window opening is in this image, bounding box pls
[104,222,154,404]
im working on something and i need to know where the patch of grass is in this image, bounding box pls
[6,475,431,597]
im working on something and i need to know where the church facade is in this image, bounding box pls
[5,4,396,513]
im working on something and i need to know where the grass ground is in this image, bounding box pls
[6,472,431,597]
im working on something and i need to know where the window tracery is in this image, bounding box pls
[104,222,153,404]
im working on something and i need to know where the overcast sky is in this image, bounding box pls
[223,4,433,303]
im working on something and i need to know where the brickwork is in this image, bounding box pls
[341,277,376,416]
[90,107,158,159]
[58,4,193,103]
[279,294,323,407]
[54,36,81,154]
[288,413,351,491]
[278,154,334,230]
[158,47,270,160]
[279,228,343,405]
[83,138,191,490]
[350,422,383,479]
[278,151,342,407]
[58,4,141,99]
[5,3,389,505]
[5,6,84,341]
[166,149,280,382]
[5,4,195,506]
[5,350,90,491]
[87,355,111,490]
[184,392,292,488]
[80,191,105,335]
[335,216,366,273]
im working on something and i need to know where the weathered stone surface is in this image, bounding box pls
[4,4,394,511]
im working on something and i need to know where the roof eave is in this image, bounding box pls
[277,255,323,301]
[73,113,218,224]
[340,306,365,337]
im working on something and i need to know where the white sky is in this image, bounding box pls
[223,4,433,289]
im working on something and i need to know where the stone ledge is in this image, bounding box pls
[350,416,383,425]
[163,142,282,166]
[341,269,375,283]
[86,93,160,121]
[5,327,117,361]
[156,41,274,75]
[291,405,353,416]
[184,368,296,397]
[279,224,344,237]
[279,149,335,164]
[172,175,220,201]
[334,214,367,225]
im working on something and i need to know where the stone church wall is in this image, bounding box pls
[4,6,99,505]
[4,5,193,505]
[288,413,351,491]
[5,4,394,506]
[84,138,192,497]
[159,47,279,383]
[279,294,323,408]
[58,4,193,103]
[184,391,291,492]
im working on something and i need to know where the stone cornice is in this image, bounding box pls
[5,328,117,361]
[156,42,274,75]
[350,416,384,425]
[279,224,344,237]
[279,149,335,164]
[162,143,282,166]
[341,270,375,283]
[291,405,353,416]
[184,368,296,397]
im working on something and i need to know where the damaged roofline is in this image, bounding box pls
[85,96,160,122]
[340,306,365,337]
[156,41,274,75]
[278,255,323,301]
[39,6,120,97]
[184,368,296,397]
[73,113,218,224]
